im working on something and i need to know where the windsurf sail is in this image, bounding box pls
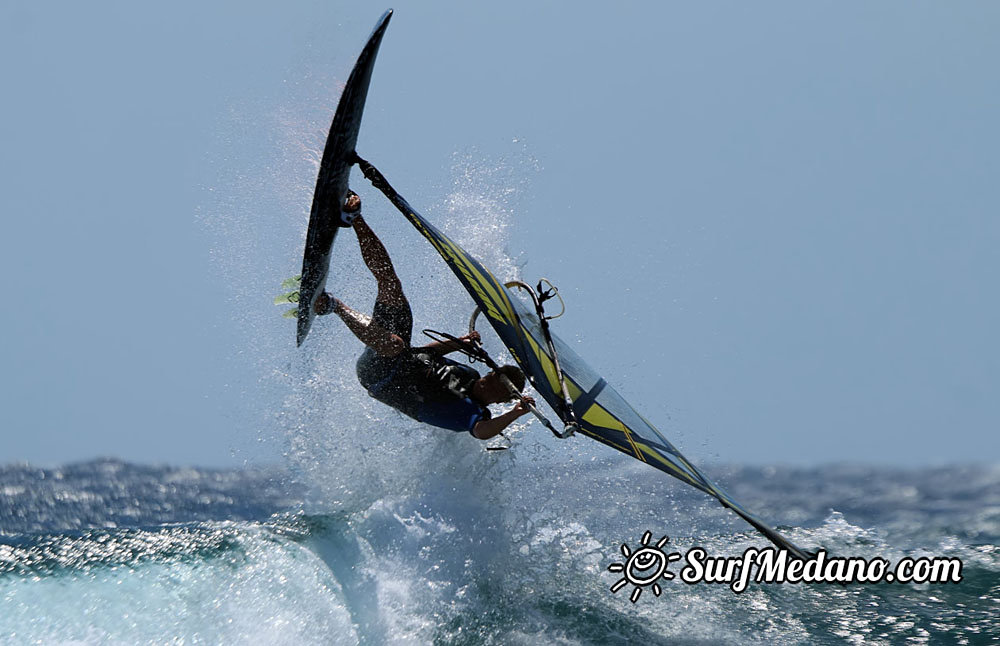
[356,156,815,560]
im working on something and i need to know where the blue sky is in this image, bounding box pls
[2,2,997,467]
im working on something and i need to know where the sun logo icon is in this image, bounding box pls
[608,531,682,602]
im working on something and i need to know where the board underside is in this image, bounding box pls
[296,10,392,346]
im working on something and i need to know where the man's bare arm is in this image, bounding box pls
[471,396,535,440]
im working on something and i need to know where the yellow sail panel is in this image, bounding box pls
[632,441,706,489]
[521,324,580,399]
[437,235,515,326]
[581,403,645,461]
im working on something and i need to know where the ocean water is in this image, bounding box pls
[1,458,997,645]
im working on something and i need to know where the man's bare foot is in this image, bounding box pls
[344,190,361,213]
[314,292,334,315]
[338,190,362,227]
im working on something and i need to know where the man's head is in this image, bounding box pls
[473,365,527,405]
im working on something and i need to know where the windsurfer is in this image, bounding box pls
[315,192,535,439]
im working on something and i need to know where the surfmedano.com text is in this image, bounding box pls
[681,548,962,593]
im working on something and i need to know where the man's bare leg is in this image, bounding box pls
[352,214,408,308]
[314,192,407,356]
[324,297,404,356]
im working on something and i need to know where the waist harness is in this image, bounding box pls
[367,351,480,404]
